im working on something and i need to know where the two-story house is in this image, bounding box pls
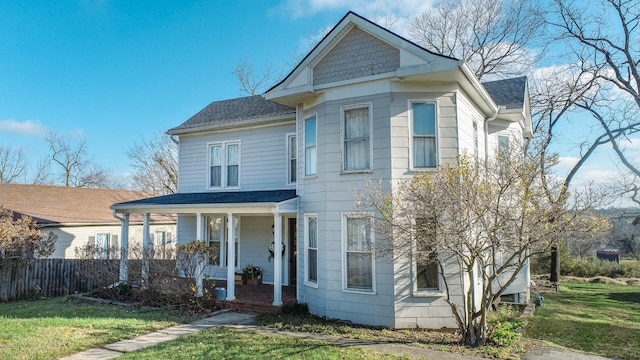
[111,12,532,329]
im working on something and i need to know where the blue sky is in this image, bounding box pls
[0,1,377,178]
[1,0,637,205]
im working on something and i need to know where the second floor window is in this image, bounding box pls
[342,105,371,171]
[288,134,297,184]
[209,142,240,188]
[305,116,316,176]
[412,102,437,168]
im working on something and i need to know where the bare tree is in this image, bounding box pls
[0,145,27,183]
[358,153,607,346]
[0,207,57,259]
[233,56,282,96]
[29,156,53,185]
[547,0,640,201]
[45,132,111,188]
[127,131,178,194]
[408,0,546,80]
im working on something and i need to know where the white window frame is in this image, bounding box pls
[409,100,439,170]
[207,141,241,189]
[304,214,318,287]
[286,133,297,185]
[342,213,376,294]
[304,114,317,177]
[340,103,373,173]
[206,215,240,269]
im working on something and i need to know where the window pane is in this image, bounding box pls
[414,137,436,167]
[227,165,238,187]
[345,108,369,139]
[305,117,316,145]
[347,218,370,251]
[308,249,317,282]
[345,139,370,170]
[227,144,239,164]
[417,260,439,289]
[210,166,221,187]
[308,218,317,248]
[289,136,297,159]
[498,135,510,155]
[305,145,316,176]
[347,252,372,289]
[413,103,435,135]
[210,145,221,165]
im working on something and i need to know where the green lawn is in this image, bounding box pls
[0,297,197,360]
[526,281,640,360]
[118,327,409,360]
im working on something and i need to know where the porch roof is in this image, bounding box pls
[110,189,298,214]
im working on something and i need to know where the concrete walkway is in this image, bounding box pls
[60,310,613,360]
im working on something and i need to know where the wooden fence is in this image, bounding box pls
[0,258,108,301]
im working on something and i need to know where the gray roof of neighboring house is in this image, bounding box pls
[168,95,295,134]
[112,189,297,208]
[482,76,528,110]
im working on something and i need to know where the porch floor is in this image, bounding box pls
[209,280,297,314]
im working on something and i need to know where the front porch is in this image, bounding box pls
[209,281,297,313]
[110,190,299,309]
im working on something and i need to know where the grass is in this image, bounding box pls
[118,327,409,360]
[526,281,640,360]
[0,296,198,360]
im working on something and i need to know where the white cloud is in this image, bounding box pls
[0,119,49,138]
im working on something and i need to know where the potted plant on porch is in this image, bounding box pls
[242,264,262,285]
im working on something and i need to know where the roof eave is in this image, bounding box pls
[167,114,295,135]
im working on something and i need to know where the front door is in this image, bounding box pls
[288,218,297,285]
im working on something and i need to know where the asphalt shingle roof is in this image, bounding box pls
[0,184,173,225]
[169,95,295,134]
[112,189,297,208]
[482,76,527,110]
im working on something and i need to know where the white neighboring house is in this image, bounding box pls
[111,12,532,329]
[0,184,176,259]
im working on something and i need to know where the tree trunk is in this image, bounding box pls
[550,244,559,283]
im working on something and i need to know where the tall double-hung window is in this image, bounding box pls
[305,116,317,176]
[305,214,318,285]
[411,102,437,168]
[287,134,297,184]
[209,142,240,188]
[342,104,372,171]
[415,217,440,293]
[344,215,374,292]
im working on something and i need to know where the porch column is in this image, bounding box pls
[142,213,151,288]
[119,213,130,283]
[226,214,236,301]
[272,213,283,306]
[195,213,205,297]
